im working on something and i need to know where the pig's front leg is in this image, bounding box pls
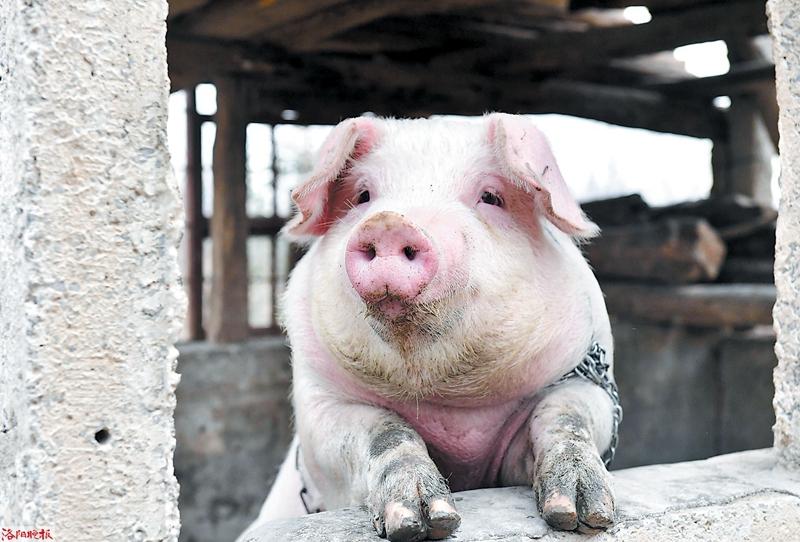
[529,379,616,531]
[364,418,461,541]
[295,375,460,541]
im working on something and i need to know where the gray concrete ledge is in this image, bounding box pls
[242,449,800,541]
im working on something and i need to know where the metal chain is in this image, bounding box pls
[555,342,623,466]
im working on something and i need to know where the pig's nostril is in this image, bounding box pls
[403,246,417,261]
[365,245,376,261]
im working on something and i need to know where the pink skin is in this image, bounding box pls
[345,211,439,319]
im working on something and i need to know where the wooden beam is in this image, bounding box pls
[173,0,349,40]
[171,0,562,46]
[264,0,506,51]
[570,0,739,12]
[241,69,724,138]
[208,78,250,343]
[167,35,282,91]
[185,88,205,341]
[505,1,767,73]
[651,60,776,97]
[168,37,723,138]
[199,216,286,238]
[168,0,211,20]
[587,218,727,283]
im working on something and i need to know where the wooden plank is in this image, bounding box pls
[587,218,727,283]
[651,60,775,97]
[531,79,723,138]
[168,0,211,20]
[718,258,774,284]
[208,78,250,343]
[650,195,778,231]
[199,216,286,237]
[504,1,767,73]
[240,58,725,138]
[174,0,349,40]
[265,0,506,51]
[172,0,560,45]
[571,0,736,12]
[167,36,282,91]
[243,84,723,139]
[185,88,205,341]
[603,283,775,328]
[167,36,724,138]
[582,193,650,227]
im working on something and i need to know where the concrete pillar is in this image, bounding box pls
[768,0,800,469]
[0,1,183,539]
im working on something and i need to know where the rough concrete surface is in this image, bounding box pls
[768,0,800,469]
[0,1,182,540]
[176,338,293,542]
[244,449,800,542]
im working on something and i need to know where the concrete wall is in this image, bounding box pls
[0,1,182,539]
[613,321,775,469]
[175,339,293,542]
[174,323,776,540]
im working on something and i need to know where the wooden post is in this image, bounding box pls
[270,125,280,330]
[711,40,776,206]
[711,98,774,206]
[208,78,250,342]
[185,87,205,341]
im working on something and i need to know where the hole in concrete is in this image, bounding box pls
[94,428,111,444]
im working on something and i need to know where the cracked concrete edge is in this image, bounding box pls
[768,0,800,468]
[243,449,800,542]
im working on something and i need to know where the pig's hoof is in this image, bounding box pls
[368,459,461,541]
[373,496,460,542]
[534,440,615,532]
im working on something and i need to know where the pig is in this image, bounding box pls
[241,113,618,542]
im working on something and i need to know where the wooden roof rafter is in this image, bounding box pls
[167,0,773,140]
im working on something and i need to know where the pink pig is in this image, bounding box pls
[242,114,617,542]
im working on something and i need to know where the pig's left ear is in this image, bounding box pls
[487,113,599,239]
[284,117,381,239]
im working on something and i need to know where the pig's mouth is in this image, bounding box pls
[363,291,416,322]
[363,292,458,346]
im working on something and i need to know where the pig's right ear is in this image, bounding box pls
[283,118,381,240]
[487,113,599,239]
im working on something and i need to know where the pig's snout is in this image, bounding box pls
[345,212,438,313]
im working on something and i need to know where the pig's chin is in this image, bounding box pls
[362,295,459,347]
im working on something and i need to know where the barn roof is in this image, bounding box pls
[166,0,774,138]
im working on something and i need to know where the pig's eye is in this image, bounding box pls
[357,190,371,204]
[480,191,503,207]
